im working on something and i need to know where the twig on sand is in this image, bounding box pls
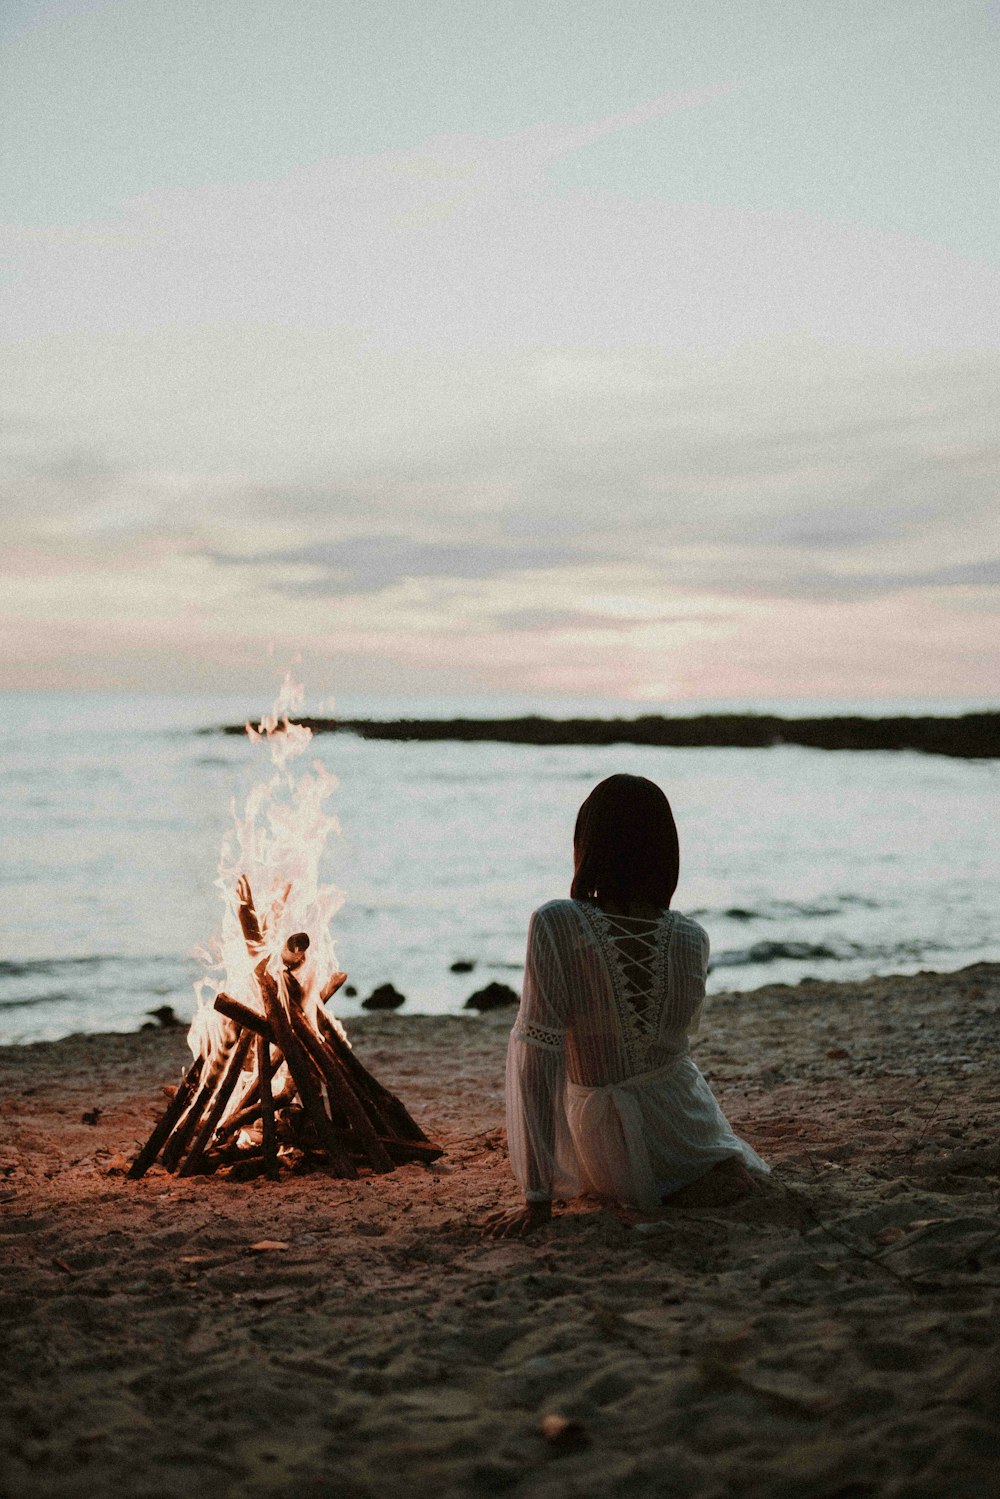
[906,1090,950,1152]
[777,1180,940,1294]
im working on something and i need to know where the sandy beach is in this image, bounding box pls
[2,964,998,1499]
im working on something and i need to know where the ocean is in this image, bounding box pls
[1,691,998,1046]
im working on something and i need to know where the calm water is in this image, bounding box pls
[1,693,998,1045]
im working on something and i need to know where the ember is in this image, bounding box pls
[129,678,441,1182]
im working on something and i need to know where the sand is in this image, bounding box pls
[1,964,998,1499]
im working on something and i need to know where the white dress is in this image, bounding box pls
[506,899,769,1212]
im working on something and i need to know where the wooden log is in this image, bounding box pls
[316,1007,432,1144]
[214,1083,259,1138]
[215,1078,294,1140]
[378,1137,444,1165]
[255,959,358,1178]
[284,966,394,1153]
[214,991,274,1041]
[257,1030,278,1179]
[282,968,307,1009]
[282,932,310,969]
[207,1139,266,1166]
[236,875,265,951]
[127,1055,204,1179]
[290,1009,394,1172]
[320,970,348,1002]
[310,1005,400,1139]
[281,969,400,1166]
[161,1038,236,1172]
[179,1028,256,1176]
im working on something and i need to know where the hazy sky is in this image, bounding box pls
[2,0,998,704]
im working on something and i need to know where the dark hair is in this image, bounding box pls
[570,774,679,910]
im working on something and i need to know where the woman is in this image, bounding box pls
[486,774,768,1237]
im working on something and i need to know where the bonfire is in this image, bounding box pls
[129,678,441,1182]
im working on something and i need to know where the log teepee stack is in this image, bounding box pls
[128,878,441,1182]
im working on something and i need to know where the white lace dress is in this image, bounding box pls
[506,898,769,1211]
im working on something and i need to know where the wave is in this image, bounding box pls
[710,936,950,970]
[0,956,107,978]
[0,954,183,979]
[710,941,843,969]
[692,895,882,924]
[0,991,76,1011]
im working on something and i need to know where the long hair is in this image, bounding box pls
[570,774,679,910]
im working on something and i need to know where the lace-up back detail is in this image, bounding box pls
[578,906,672,1073]
[508,898,709,1089]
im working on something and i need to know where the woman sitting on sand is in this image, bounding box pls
[486,774,768,1237]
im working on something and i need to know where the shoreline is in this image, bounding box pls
[2,962,998,1497]
[5,952,1000,1052]
[216,711,1000,758]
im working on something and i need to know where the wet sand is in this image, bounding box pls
[2,964,998,1499]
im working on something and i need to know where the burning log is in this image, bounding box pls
[179,1027,256,1177]
[213,991,272,1037]
[282,932,310,968]
[215,1079,295,1140]
[160,1036,238,1172]
[126,1055,204,1180]
[256,959,358,1178]
[290,1007,394,1172]
[257,1031,278,1179]
[315,1008,430,1145]
[129,879,443,1181]
[321,970,348,1002]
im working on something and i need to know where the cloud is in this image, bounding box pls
[204,535,584,594]
[4,342,998,623]
[792,556,1000,600]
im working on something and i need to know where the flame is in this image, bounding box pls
[190,673,347,1081]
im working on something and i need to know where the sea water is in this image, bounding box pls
[1,692,998,1045]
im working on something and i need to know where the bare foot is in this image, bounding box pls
[481,1201,553,1239]
[666,1159,760,1208]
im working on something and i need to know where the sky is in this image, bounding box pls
[2,0,999,706]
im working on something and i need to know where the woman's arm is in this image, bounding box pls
[485,909,575,1237]
[685,922,710,1036]
[667,915,710,1038]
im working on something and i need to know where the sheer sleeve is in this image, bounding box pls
[505,907,580,1201]
[684,921,710,1037]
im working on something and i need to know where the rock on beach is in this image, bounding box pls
[361,982,407,1010]
[463,981,520,1011]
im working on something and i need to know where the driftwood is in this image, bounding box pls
[128,877,443,1180]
